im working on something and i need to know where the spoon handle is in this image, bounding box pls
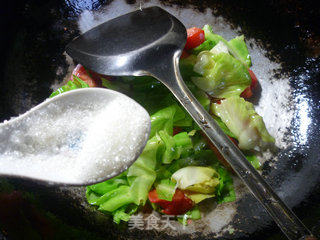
[152,53,314,240]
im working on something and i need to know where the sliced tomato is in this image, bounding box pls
[148,189,194,215]
[248,69,258,89]
[72,64,113,87]
[241,69,258,98]
[240,86,253,98]
[173,127,183,136]
[184,27,205,50]
[71,64,101,87]
[148,189,165,203]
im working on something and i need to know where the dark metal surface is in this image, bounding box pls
[66,6,186,76]
[0,0,320,239]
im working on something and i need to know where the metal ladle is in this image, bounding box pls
[66,6,316,240]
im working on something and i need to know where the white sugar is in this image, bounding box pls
[0,91,150,184]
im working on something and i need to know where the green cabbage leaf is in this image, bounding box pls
[212,96,275,150]
[50,75,89,98]
[191,52,251,98]
[154,179,176,201]
[193,25,252,67]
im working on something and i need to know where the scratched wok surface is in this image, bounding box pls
[0,0,320,239]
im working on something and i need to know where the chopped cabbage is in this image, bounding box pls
[50,75,89,98]
[212,96,275,150]
[210,41,229,55]
[172,166,219,194]
[155,179,176,201]
[192,52,251,98]
[172,166,219,203]
[228,35,252,67]
[201,25,252,67]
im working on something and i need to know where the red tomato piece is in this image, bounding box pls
[241,69,258,98]
[240,86,253,98]
[248,69,258,89]
[71,64,104,87]
[173,127,183,136]
[72,64,101,87]
[184,27,205,50]
[161,190,194,215]
[148,189,164,203]
[148,189,194,215]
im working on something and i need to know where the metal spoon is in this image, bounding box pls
[66,6,316,240]
[0,88,150,186]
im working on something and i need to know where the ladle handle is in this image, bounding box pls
[152,53,315,240]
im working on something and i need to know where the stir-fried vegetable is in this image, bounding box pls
[50,75,89,98]
[172,166,219,194]
[212,96,275,150]
[191,52,251,98]
[148,189,194,215]
[50,24,273,225]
